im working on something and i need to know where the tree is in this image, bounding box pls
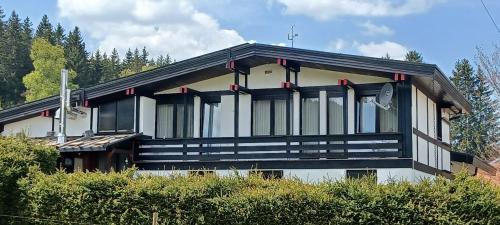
[476,46,500,97]
[381,53,391,59]
[0,7,7,108]
[450,59,499,158]
[64,27,89,87]
[1,11,29,106]
[405,50,423,63]
[101,48,121,82]
[141,46,149,66]
[35,14,54,44]
[53,23,65,46]
[23,38,77,101]
[88,49,103,85]
[156,54,172,67]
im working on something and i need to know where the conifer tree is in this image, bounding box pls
[450,59,499,158]
[35,14,54,44]
[141,46,149,66]
[53,23,65,46]
[88,49,103,85]
[405,50,423,63]
[101,48,121,82]
[0,7,6,108]
[64,27,90,87]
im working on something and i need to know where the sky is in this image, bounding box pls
[1,0,499,75]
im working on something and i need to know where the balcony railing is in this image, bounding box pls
[135,133,403,170]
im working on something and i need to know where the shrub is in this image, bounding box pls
[0,136,58,224]
[17,170,500,225]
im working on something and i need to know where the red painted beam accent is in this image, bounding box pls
[226,60,235,70]
[229,84,239,91]
[393,73,406,81]
[179,86,189,94]
[84,100,90,108]
[40,110,50,117]
[277,58,287,66]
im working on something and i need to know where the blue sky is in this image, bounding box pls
[2,0,499,75]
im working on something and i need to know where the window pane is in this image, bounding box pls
[203,103,221,137]
[274,100,287,135]
[379,95,398,132]
[358,96,376,133]
[253,100,271,135]
[98,102,116,132]
[176,103,194,138]
[328,97,344,134]
[301,97,319,135]
[116,98,135,131]
[156,104,174,138]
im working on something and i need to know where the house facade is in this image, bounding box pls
[0,44,495,182]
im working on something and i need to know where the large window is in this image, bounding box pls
[156,99,194,139]
[357,93,398,133]
[98,97,135,133]
[252,96,291,136]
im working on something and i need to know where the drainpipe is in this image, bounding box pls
[57,69,68,144]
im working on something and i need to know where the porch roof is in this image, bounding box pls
[58,133,141,153]
[0,43,471,124]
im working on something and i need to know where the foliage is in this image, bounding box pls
[0,136,58,224]
[22,38,77,101]
[405,50,423,63]
[450,59,499,158]
[476,45,500,97]
[14,170,500,225]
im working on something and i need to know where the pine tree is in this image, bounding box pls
[53,23,65,46]
[450,59,499,158]
[35,14,54,44]
[133,47,141,72]
[156,54,172,67]
[1,11,26,106]
[470,67,499,157]
[0,7,7,108]
[123,48,133,70]
[381,53,391,59]
[64,27,90,87]
[101,48,121,82]
[141,46,149,66]
[405,50,423,63]
[88,49,103,85]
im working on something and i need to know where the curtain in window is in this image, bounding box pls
[156,104,174,138]
[302,97,319,135]
[203,103,221,137]
[379,95,398,132]
[176,104,194,138]
[253,100,271,135]
[328,97,344,135]
[274,100,287,135]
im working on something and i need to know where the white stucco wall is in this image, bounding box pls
[155,64,392,95]
[2,116,53,137]
[53,107,91,137]
[137,168,437,184]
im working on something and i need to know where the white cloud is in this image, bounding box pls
[275,0,445,21]
[57,0,245,60]
[272,43,287,47]
[356,41,408,60]
[327,39,347,52]
[359,21,394,36]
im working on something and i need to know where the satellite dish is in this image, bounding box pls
[371,83,393,110]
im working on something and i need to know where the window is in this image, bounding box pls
[346,170,377,180]
[156,100,194,138]
[301,97,320,135]
[98,97,135,133]
[357,93,398,133]
[252,97,292,136]
[328,96,344,135]
[202,102,221,138]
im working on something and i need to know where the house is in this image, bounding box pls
[0,43,495,182]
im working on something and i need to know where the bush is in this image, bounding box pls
[0,136,58,223]
[17,170,500,225]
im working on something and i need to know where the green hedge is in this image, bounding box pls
[17,169,500,225]
[0,136,58,224]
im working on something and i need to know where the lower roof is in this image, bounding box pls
[58,133,141,152]
[0,43,471,124]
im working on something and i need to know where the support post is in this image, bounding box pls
[398,78,413,158]
[234,70,239,154]
[183,94,188,155]
[285,67,291,154]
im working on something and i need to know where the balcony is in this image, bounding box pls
[135,133,408,170]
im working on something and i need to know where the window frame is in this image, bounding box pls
[155,95,195,139]
[355,84,399,134]
[201,99,222,138]
[300,91,320,136]
[251,91,292,136]
[326,91,346,135]
[97,97,135,134]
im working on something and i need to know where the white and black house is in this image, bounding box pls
[0,44,495,182]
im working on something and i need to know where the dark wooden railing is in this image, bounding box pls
[135,133,403,165]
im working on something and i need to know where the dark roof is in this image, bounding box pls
[451,151,497,175]
[58,133,141,152]
[0,43,471,123]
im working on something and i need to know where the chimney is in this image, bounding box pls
[57,69,68,144]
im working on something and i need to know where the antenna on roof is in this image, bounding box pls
[287,25,298,48]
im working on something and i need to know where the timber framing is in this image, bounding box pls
[0,43,471,125]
